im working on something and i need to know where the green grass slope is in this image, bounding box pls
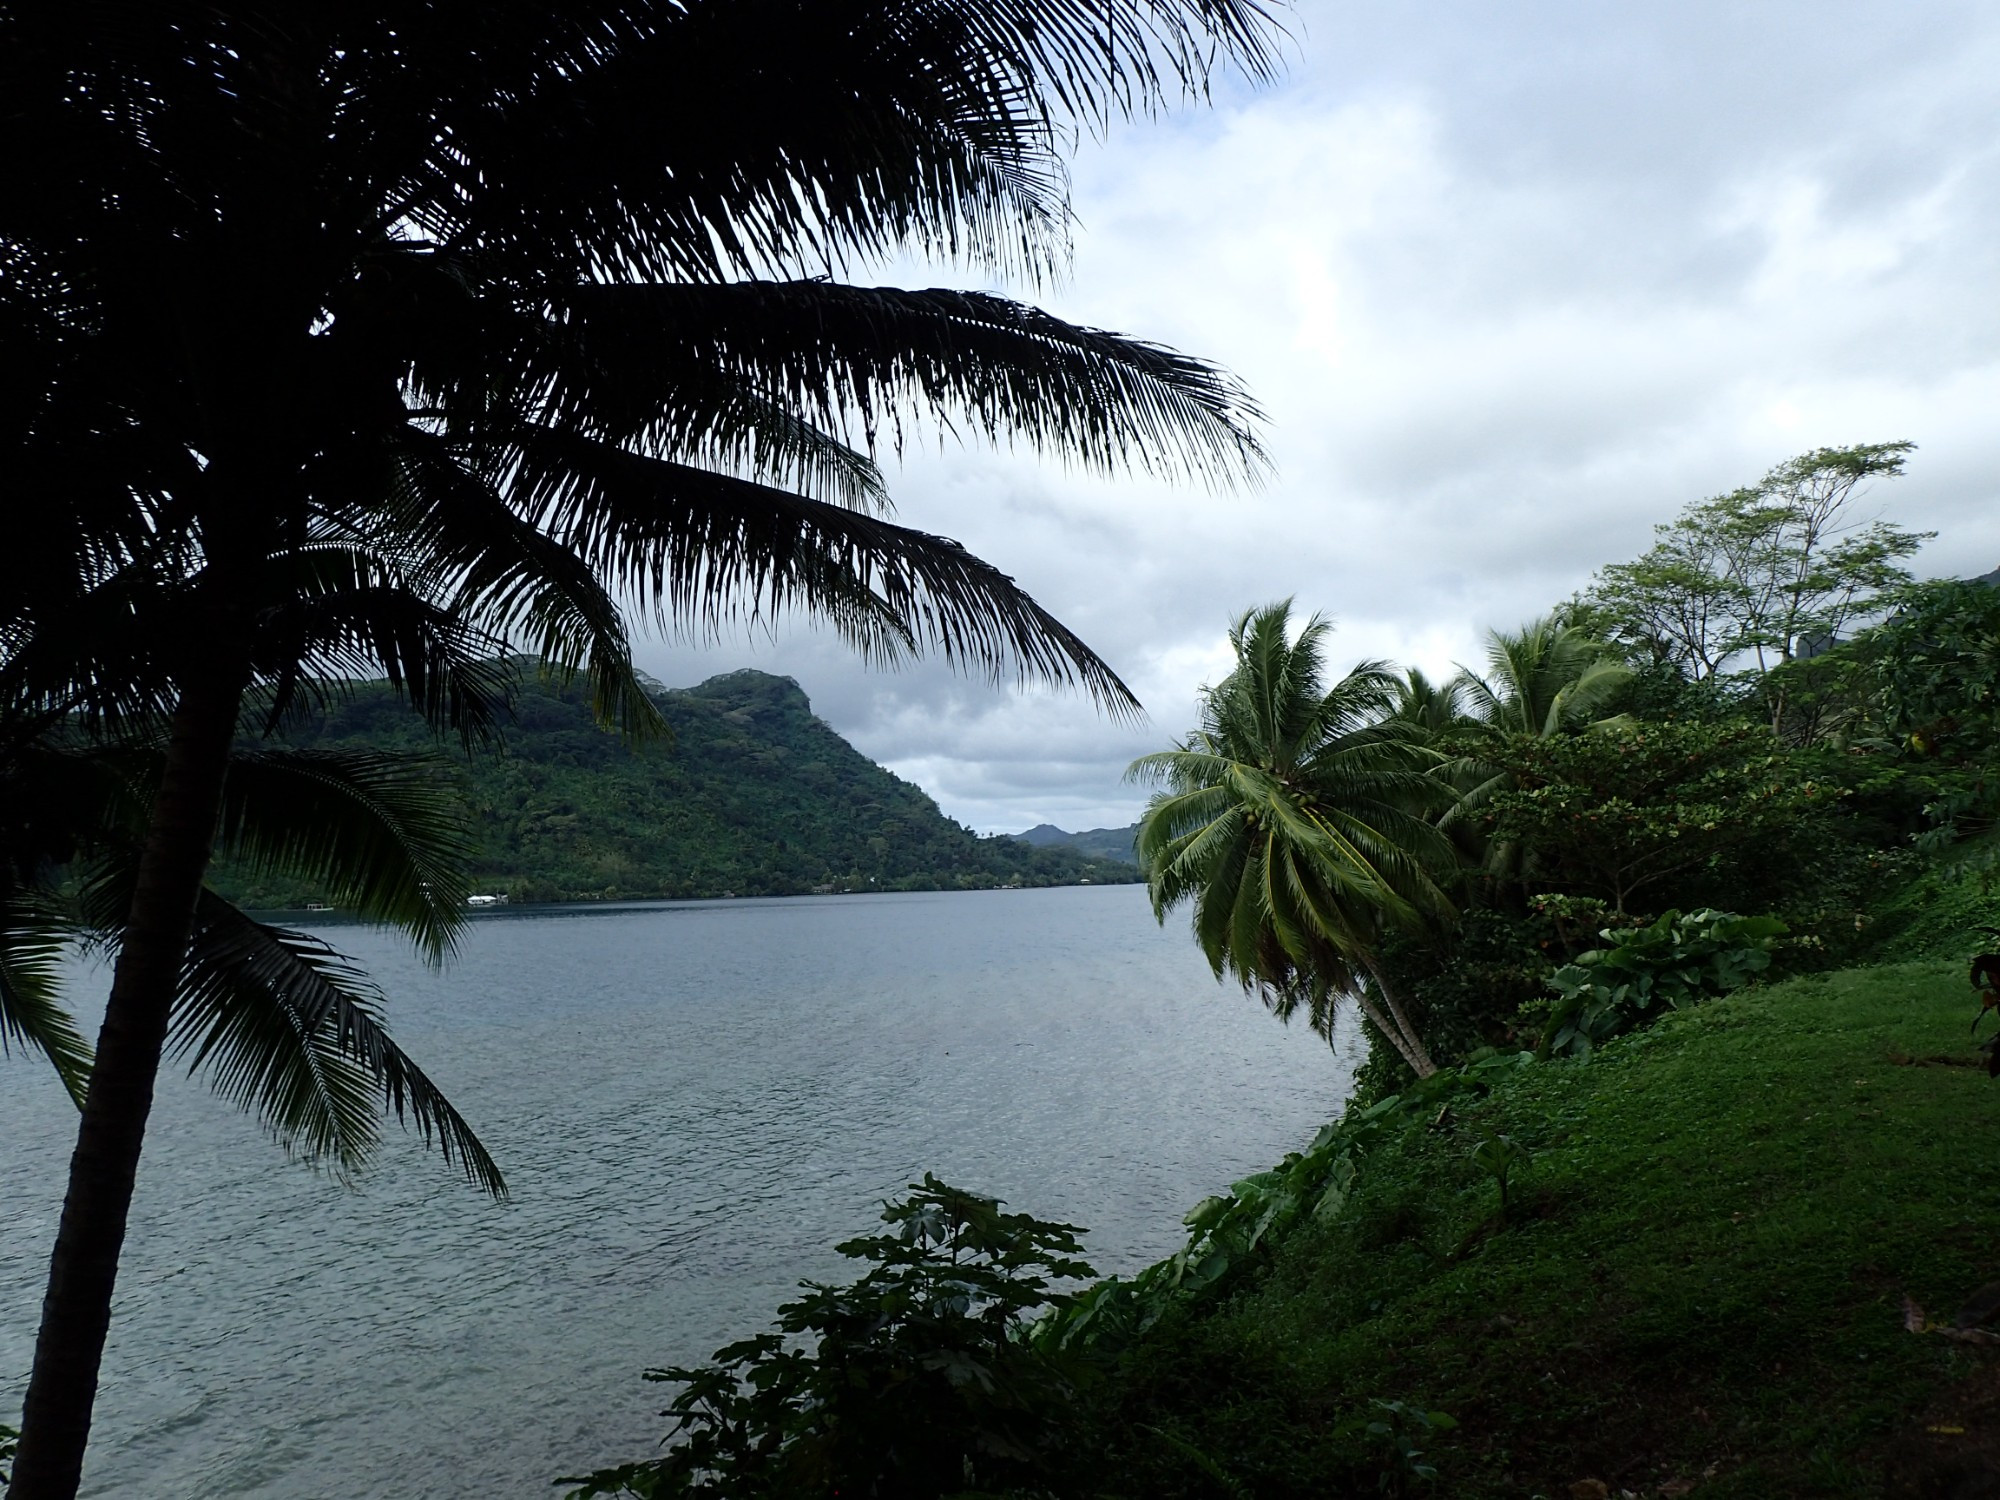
[216,668,1138,906]
[1108,963,2000,1498]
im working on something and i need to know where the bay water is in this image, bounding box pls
[2,885,1362,1497]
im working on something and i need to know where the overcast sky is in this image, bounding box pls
[633,0,2000,835]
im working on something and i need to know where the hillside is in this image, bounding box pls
[1011,822,1141,864]
[1099,961,2000,1497]
[216,668,1140,907]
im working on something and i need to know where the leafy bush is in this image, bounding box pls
[1468,1134,1532,1218]
[561,1177,1098,1500]
[1482,721,1840,920]
[1539,908,1787,1058]
[1858,579,2000,758]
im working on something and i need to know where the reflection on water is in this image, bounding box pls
[1,885,1362,1498]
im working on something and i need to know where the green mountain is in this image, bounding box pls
[1011,822,1141,864]
[216,668,1141,907]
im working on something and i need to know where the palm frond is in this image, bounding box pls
[214,748,474,961]
[509,429,1142,716]
[176,894,505,1196]
[252,543,517,745]
[513,281,1266,486]
[0,899,92,1107]
[390,0,1283,284]
[367,426,666,739]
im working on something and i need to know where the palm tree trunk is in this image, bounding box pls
[1358,955,1437,1079]
[8,653,249,1500]
[1348,987,1427,1078]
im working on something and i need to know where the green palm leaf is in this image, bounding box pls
[508,429,1143,715]
[212,749,475,962]
[1132,602,1455,1075]
[514,281,1267,485]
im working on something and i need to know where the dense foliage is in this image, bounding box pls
[213,667,1134,907]
[1476,720,1841,917]
[1123,444,2000,1105]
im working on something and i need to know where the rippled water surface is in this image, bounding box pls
[2,885,1361,1498]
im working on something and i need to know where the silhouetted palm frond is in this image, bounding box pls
[176,895,504,1195]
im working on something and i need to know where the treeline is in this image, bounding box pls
[1132,441,2000,1094]
[213,667,1137,907]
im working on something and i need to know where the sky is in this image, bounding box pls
[633,0,2000,835]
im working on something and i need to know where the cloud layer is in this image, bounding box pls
[634,0,2000,833]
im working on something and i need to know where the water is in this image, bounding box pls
[2,886,1362,1498]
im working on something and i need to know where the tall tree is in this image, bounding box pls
[2,4,1278,1493]
[1444,616,1633,900]
[1583,443,1928,688]
[1388,666,1472,739]
[1133,603,1455,1078]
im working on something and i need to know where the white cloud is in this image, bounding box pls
[636,0,2000,834]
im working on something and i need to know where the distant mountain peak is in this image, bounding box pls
[1008,822,1141,865]
[679,668,813,715]
[1013,823,1075,846]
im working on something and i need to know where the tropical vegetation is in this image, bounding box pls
[563,445,2000,1498]
[1119,442,1971,1102]
[1,1,1279,1492]
[1131,603,1457,1078]
[561,1178,1100,1500]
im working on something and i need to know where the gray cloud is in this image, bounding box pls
[634,0,2000,833]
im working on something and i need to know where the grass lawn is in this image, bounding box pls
[1104,962,2000,1498]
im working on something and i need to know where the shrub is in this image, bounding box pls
[561,1177,1097,1500]
[1538,908,1787,1058]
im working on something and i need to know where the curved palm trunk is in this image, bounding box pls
[1356,954,1436,1079]
[9,654,249,1500]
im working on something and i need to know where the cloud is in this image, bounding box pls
[635,0,2000,834]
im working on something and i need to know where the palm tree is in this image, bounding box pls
[1456,616,1634,739]
[1388,666,1473,740]
[5,4,1279,1492]
[1446,615,1634,899]
[1132,604,1456,1078]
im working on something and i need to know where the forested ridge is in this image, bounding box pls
[214,668,1138,908]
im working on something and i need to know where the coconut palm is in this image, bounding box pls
[1444,616,1634,898]
[1456,616,1634,739]
[5,4,1279,1491]
[1388,666,1473,740]
[1132,604,1456,1078]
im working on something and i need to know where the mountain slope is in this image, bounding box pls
[217,669,1139,906]
[1010,822,1141,864]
